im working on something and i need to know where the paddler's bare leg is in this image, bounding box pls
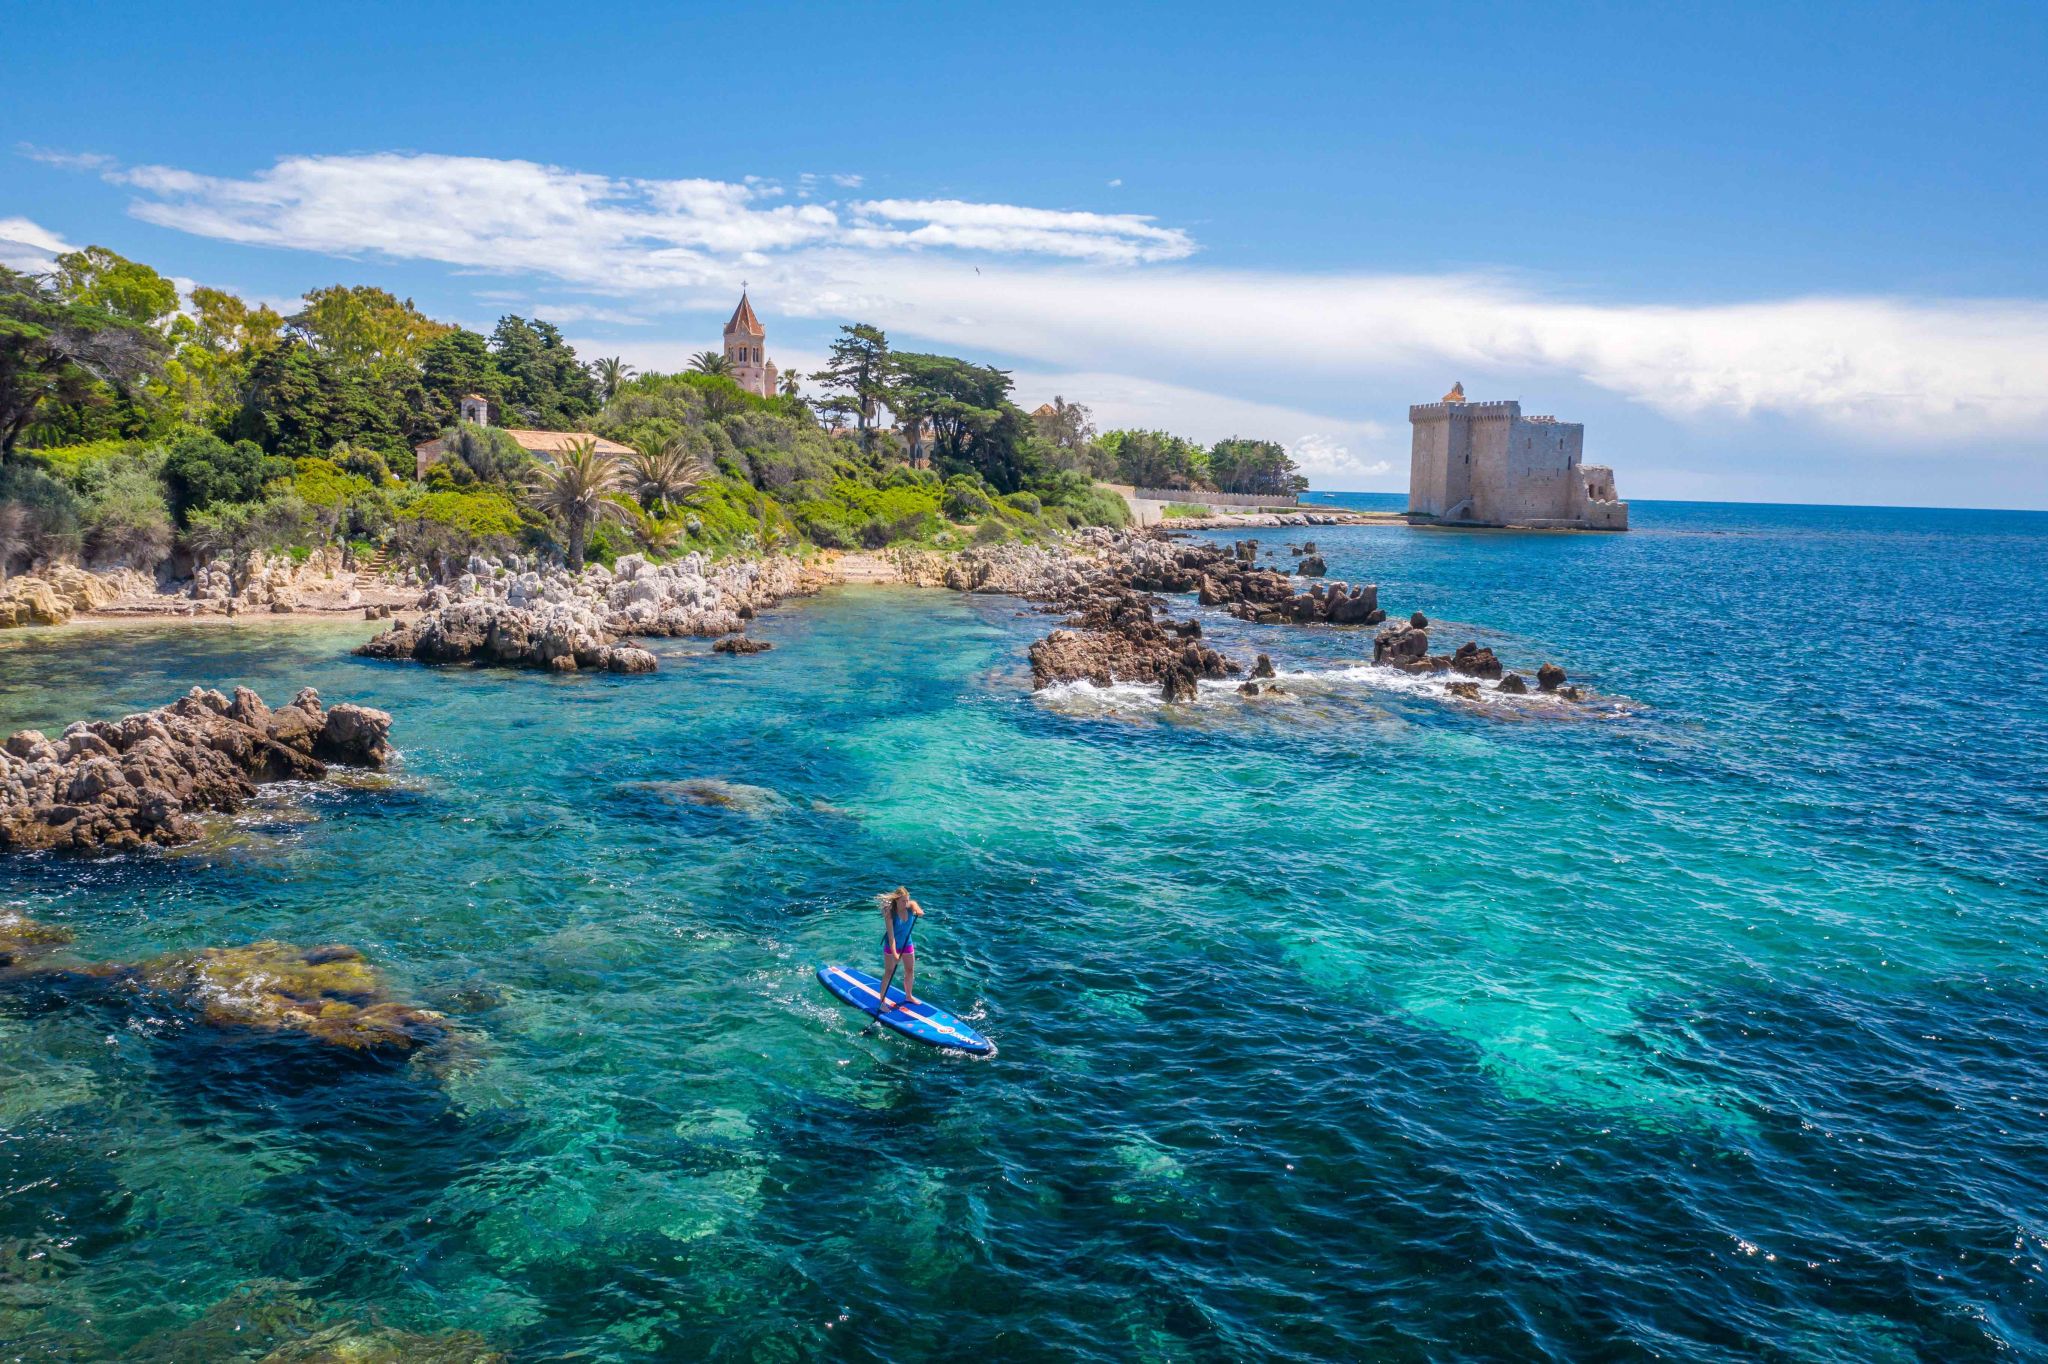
[876,948,900,1011]
[901,953,916,1005]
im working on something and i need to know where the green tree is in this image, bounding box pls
[810,323,893,452]
[594,356,634,402]
[440,422,531,485]
[0,462,84,566]
[891,352,1044,492]
[419,328,512,428]
[290,285,453,377]
[1031,396,1097,468]
[1207,436,1308,496]
[491,316,597,428]
[778,369,802,398]
[51,246,179,328]
[525,438,628,570]
[78,449,173,566]
[162,432,287,521]
[164,286,285,428]
[0,267,167,457]
[230,338,415,462]
[1098,429,1208,489]
[688,350,731,377]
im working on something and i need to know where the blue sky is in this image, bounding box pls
[5,0,2046,506]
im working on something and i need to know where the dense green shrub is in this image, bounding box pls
[942,475,994,521]
[162,432,287,521]
[399,487,526,540]
[0,464,85,566]
[79,452,173,566]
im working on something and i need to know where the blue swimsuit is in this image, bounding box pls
[885,906,915,956]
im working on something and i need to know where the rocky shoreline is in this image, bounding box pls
[0,548,415,628]
[356,551,806,673]
[908,528,1584,706]
[0,687,394,852]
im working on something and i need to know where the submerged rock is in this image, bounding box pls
[0,924,447,1055]
[0,687,395,853]
[712,635,773,655]
[623,778,789,819]
[258,1324,505,1363]
[128,941,448,1053]
[0,911,73,968]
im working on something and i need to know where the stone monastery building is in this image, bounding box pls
[1407,383,1628,530]
[722,291,779,399]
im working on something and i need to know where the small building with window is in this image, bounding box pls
[412,395,636,479]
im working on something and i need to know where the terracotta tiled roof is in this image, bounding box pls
[412,430,635,463]
[724,291,764,336]
[500,430,636,457]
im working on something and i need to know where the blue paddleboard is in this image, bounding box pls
[816,964,994,1056]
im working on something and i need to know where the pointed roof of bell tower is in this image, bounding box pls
[724,291,764,337]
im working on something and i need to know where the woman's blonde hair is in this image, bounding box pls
[877,885,911,912]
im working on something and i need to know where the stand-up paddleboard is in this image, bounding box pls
[816,964,993,1056]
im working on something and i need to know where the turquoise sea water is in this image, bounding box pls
[3,500,2047,1360]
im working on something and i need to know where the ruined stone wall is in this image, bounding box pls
[1576,465,1630,529]
[1491,418,1582,523]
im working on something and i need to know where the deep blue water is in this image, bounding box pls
[2,500,2046,1360]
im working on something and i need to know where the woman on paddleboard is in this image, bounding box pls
[876,886,923,1011]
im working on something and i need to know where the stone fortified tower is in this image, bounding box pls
[722,292,780,399]
[1407,385,1627,529]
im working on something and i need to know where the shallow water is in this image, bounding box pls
[3,501,2047,1361]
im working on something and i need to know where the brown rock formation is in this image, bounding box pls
[0,687,394,852]
[713,635,773,655]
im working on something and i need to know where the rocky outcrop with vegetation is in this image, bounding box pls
[357,551,804,672]
[0,686,393,852]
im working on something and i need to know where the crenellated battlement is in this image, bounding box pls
[1408,399,1522,419]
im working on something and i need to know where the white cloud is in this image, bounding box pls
[100,151,1184,276]
[17,145,114,172]
[1107,178,1123,188]
[0,215,77,270]
[802,258,2048,446]
[830,173,863,189]
[848,198,1192,264]
[528,302,651,326]
[56,148,2048,453]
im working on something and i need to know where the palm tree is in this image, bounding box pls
[594,356,634,402]
[624,439,708,512]
[688,350,731,377]
[526,438,629,570]
[778,370,801,399]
